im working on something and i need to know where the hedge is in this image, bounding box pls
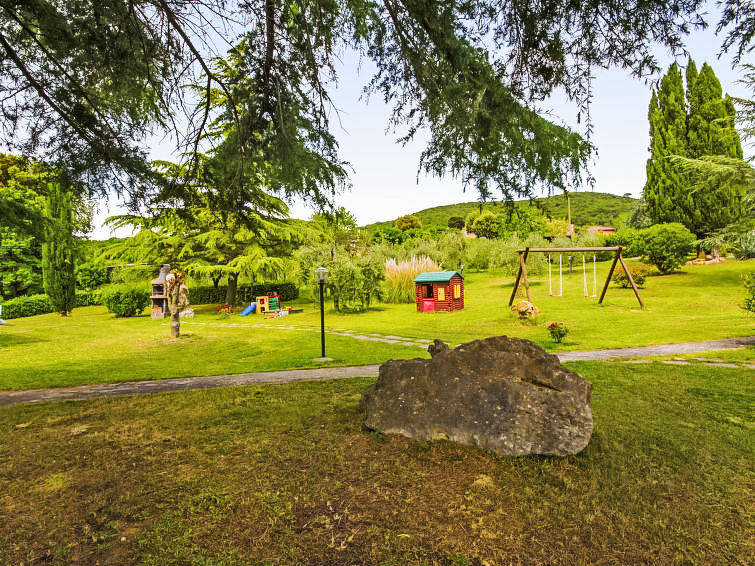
[190,282,299,305]
[1,290,103,320]
[101,285,151,317]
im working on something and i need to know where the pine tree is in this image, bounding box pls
[644,63,689,227]
[42,180,76,316]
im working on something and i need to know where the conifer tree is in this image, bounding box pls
[686,63,743,159]
[42,180,76,315]
[644,60,745,238]
[644,63,689,226]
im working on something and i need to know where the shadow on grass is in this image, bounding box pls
[0,333,47,347]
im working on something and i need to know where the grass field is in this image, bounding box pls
[0,360,752,565]
[1,260,753,390]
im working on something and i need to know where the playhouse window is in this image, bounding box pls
[422,284,433,299]
[437,287,445,301]
[453,284,461,299]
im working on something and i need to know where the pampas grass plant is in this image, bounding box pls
[383,256,440,303]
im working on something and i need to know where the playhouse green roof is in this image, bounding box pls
[413,271,463,283]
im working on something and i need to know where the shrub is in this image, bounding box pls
[638,223,695,274]
[101,285,150,317]
[470,211,501,239]
[547,321,569,343]
[466,238,495,270]
[736,233,755,259]
[75,290,102,307]
[383,256,440,303]
[436,231,467,271]
[744,272,755,313]
[190,282,299,305]
[1,294,52,319]
[76,263,108,290]
[604,229,642,257]
[611,264,653,288]
[395,214,422,231]
[447,216,465,229]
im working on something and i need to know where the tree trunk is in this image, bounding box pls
[225,273,238,305]
[170,311,180,338]
[212,276,220,289]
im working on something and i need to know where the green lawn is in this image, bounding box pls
[0,260,752,390]
[0,361,752,565]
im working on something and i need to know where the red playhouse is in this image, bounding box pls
[414,271,464,312]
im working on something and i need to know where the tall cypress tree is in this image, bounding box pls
[644,60,745,238]
[644,63,689,226]
[686,63,743,159]
[42,180,76,316]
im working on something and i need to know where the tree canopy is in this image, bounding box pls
[0,0,721,209]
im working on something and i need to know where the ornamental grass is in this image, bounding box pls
[383,256,440,303]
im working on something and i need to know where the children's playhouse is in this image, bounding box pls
[413,271,464,312]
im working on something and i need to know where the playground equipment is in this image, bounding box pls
[583,254,597,298]
[256,295,280,314]
[509,246,644,308]
[239,303,257,316]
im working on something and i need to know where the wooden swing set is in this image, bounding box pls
[508,246,645,309]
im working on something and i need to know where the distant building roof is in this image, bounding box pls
[586,225,616,234]
[414,271,464,283]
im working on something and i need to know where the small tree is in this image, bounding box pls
[638,223,695,274]
[42,180,76,315]
[447,216,465,229]
[395,214,422,231]
[470,211,501,239]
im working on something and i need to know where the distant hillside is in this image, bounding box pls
[362,192,638,232]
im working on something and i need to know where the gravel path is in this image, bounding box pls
[1,336,753,408]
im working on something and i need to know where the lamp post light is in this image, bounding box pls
[315,267,328,358]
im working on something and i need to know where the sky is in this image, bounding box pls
[91,3,752,239]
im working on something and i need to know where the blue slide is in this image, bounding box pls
[239,303,257,316]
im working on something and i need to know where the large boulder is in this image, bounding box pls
[360,336,593,456]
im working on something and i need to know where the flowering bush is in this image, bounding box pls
[612,264,652,288]
[216,304,233,319]
[548,321,569,343]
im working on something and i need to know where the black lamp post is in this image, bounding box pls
[315,266,328,358]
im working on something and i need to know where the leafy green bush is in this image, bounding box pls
[547,321,569,343]
[1,290,103,319]
[447,216,465,229]
[638,223,695,274]
[611,264,653,288]
[395,214,422,231]
[744,272,755,313]
[75,290,102,307]
[736,233,755,259]
[604,229,642,257]
[102,285,150,317]
[1,294,52,319]
[76,263,109,290]
[470,211,500,239]
[466,238,495,270]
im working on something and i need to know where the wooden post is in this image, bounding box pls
[520,249,532,303]
[509,248,529,305]
[617,253,645,309]
[598,248,622,305]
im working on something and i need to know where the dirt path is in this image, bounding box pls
[1,336,753,408]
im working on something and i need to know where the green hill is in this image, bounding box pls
[362,192,638,232]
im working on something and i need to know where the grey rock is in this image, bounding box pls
[360,335,593,456]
